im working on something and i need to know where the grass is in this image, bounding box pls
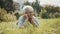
[0,18,60,34]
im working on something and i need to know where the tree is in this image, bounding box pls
[23,1,31,6]
[0,0,5,8]
[44,5,60,13]
[0,0,15,13]
[32,0,41,16]
[4,0,14,13]
[41,5,60,18]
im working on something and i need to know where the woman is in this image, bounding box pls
[17,5,39,28]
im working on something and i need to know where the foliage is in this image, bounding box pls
[40,8,48,18]
[0,8,16,22]
[41,5,60,18]
[32,0,41,16]
[44,5,60,13]
[24,1,31,6]
[0,0,14,13]
[14,12,23,20]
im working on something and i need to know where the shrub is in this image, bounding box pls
[0,8,16,22]
[40,8,60,18]
[14,11,23,20]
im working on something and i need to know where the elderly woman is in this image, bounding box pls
[17,5,39,28]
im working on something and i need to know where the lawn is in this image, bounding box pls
[0,18,60,34]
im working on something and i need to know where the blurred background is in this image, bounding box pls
[0,0,60,34]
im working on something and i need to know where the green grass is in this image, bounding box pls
[0,18,60,34]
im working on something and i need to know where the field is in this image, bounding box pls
[0,18,60,34]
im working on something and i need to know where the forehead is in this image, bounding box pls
[25,8,29,10]
[25,8,32,12]
[25,9,33,13]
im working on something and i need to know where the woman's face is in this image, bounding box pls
[25,9,33,18]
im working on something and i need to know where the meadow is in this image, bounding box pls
[0,18,60,34]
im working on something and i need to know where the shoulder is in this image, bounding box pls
[19,15,25,18]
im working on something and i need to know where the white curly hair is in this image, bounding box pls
[22,5,34,13]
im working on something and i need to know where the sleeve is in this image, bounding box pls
[17,16,25,27]
[32,16,39,26]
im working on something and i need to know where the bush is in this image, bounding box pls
[54,12,60,18]
[0,8,16,22]
[14,11,23,20]
[14,12,20,20]
[40,8,60,18]
[40,8,49,18]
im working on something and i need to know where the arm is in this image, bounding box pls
[17,16,25,27]
[32,16,39,27]
[17,14,28,28]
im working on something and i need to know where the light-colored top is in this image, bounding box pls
[17,15,39,27]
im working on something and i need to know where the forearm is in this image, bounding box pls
[32,16,39,27]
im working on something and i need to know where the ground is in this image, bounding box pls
[0,18,60,34]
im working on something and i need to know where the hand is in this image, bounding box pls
[24,14,28,19]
